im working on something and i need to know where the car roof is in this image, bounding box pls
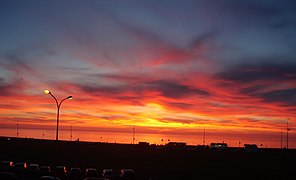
[29,164,39,166]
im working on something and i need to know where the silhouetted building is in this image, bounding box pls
[138,142,149,147]
[210,143,227,150]
[197,145,208,150]
[244,144,258,152]
[166,142,187,148]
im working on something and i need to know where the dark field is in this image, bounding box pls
[0,137,295,179]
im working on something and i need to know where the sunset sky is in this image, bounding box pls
[0,0,296,147]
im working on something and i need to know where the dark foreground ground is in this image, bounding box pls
[0,136,295,180]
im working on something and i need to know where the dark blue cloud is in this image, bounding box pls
[0,77,12,96]
[147,80,210,98]
[79,78,210,100]
[217,62,296,83]
[240,85,268,95]
[216,61,296,105]
[0,77,23,96]
[162,102,194,110]
[257,88,296,105]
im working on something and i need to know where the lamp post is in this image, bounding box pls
[44,89,72,141]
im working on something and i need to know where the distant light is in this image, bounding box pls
[67,96,73,100]
[44,89,51,94]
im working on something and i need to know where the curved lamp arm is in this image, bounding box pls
[44,89,72,141]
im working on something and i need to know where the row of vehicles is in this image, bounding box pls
[0,160,136,180]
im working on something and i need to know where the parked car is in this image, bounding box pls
[55,166,67,180]
[68,167,82,180]
[85,168,100,178]
[39,166,52,177]
[121,169,136,180]
[0,161,14,172]
[102,169,121,180]
[28,164,39,170]
[14,162,27,169]
[0,172,17,180]
[1,161,14,167]
[83,178,104,180]
[39,176,61,180]
[13,162,27,176]
[28,163,39,177]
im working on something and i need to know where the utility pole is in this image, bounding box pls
[203,128,206,146]
[132,126,135,144]
[287,120,291,149]
[70,125,73,141]
[280,131,283,149]
[16,123,19,138]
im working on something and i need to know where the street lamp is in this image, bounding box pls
[44,89,72,141]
